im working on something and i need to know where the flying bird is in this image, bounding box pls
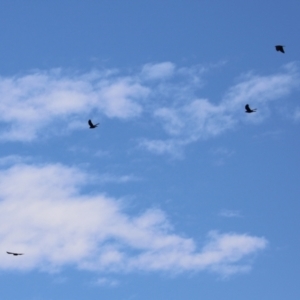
[7,251,24,256]
[245,104,257,113]
[88,119,99,129]
[275,45,285,53]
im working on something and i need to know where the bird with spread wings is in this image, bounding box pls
[245,104,257,113]
[7,251,24,256]
[88,119,99,129]
[275,45,285,53]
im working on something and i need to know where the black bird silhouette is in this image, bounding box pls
[275,45,285,53]
[7,251,24,256]
[88,119,99,129]
[245,104,257,113]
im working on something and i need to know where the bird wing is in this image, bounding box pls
[88,119,94,127]
[6,251,13,254]
[245,104,251,111]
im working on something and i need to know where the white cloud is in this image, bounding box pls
[0,155,31,166]
[224,63,299,109]
[253,130,283,139]
[0,62,297,146]
[141,98,235,156]
[293,107,300,121]
[127,230,266,275]
[94,277,119,287]
[141,62,175,80]
[0,163,267,275]
[139,139,186,157]
[98,173,141,184]
[0,70,149,141]
[211,147,235,166]
[142,63,300,156]
[98,78,146,118]
[219,209,242,218]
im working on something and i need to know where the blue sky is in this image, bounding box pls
[0,0,299,299]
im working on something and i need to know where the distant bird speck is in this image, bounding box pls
[245,104,257,113]
[275,45,285,53]
[7,251,24,256]
[88,119,99,129]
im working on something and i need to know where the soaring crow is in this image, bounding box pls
[275,45,285,53]
[88,119,99,129]
[7,251,24,256]
[245,104,257,113]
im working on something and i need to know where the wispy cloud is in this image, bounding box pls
[253,130,283,140]
[0,62,211,142]
[224,63,299,110]
[0,62,298,148]
[142,63,300,156]
[211,147,235,166]
[0,155,31,166]
[293,107,300,121]
[0,163,267,276]
[0,69,149,141]
[219,209,242,218]
[98,173,141,184]
[141,62,176,80]
[139,139,187,158]
[93,277,119,287]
